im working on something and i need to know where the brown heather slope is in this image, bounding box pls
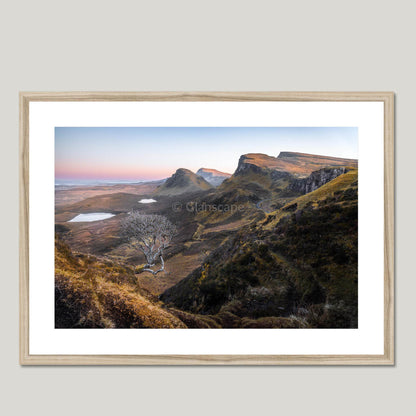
[55,237,187,328]
[55,237,228,329]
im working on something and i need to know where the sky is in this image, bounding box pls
[55,127,358,183]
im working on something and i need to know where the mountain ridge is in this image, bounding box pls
[236,151,357,178]
[277,151,357,162]
[155,168,213,196]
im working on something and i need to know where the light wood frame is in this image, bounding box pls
[19,92,395,365]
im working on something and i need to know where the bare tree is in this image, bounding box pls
[121,212,177,275]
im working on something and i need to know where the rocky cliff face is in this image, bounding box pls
[288,167,349,195]
[235,152,357,178]
[235,154,282,175]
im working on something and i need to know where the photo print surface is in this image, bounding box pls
[55,127,358,329]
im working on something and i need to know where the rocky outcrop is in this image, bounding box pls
[235,156,262,175]
[235,154,292,179]
[235,154,280,175]
[288,167,349,195]
[235,152,357,178]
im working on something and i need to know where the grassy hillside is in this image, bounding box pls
[55,237,187,328]
[218,169,292,204]
[161,169,358,328]
[262,168,358,229]
[55,152,358,329]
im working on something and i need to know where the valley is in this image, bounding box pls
[55,152,358,328]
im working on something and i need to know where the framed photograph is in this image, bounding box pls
[20,92,394,365]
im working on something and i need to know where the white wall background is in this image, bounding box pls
[0,1,413,415]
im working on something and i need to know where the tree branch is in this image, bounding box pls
[121,213,176,277]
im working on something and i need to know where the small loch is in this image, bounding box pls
[68,213,115,222]
[138,199,157,204]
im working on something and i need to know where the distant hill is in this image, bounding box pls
[196,168,231,186]
[55,180,165,206]
[155,168,213,196]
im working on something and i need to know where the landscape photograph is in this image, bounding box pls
[55,127,358,329]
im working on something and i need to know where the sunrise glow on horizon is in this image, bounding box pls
[55,127,358,183]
